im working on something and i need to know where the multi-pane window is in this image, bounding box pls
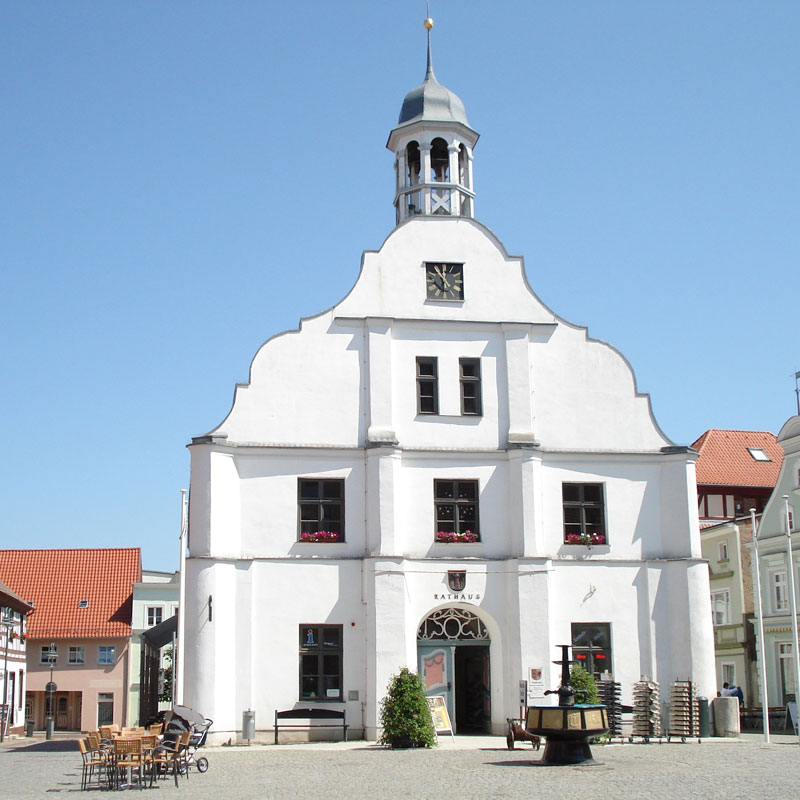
[97,693,114,727]
[147,607,163,627]
[721,663,735,687]
[773,571,788,612]
[416,357,439,414]
[434,479,480,542]
[459,358,482,416]
[563,483,606,545]
[571,623,612,678]
[298,478,344,542]
[98,646,115,665]
[711,589,731,626]
[40,646,57,665]
[68,646,85,665]
[299,625,343,701]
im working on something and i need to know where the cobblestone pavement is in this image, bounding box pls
[1,735,799,799]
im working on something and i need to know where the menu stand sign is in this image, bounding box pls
[426,696,454,740]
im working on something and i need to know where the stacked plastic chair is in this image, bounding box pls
[597,676,623,738]
[667,679,700,742]
[631,677,661,742]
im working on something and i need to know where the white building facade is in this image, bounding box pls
[751,416,800,706]
[183,31,715,742]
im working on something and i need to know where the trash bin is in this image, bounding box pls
[697,697,711,738]
[242,709,255,742]
[25,718,34,737]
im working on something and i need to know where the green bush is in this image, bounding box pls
[378,667,437,748]
[569,663,601,705]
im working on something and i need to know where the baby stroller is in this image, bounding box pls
[163,705,213,774]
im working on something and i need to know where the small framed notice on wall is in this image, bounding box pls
[426,696,454,739]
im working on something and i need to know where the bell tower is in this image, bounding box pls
[387,17,480,226]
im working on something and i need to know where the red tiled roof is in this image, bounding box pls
[0,549,140,639]
[692,429,782,488]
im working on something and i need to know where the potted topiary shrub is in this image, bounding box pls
[378,667,437,749]
[569,663,601,704]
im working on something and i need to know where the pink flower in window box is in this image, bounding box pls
[436,530,479,543]
[299,531,341,543]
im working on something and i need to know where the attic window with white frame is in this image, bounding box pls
[78,600,89,609]
[748,448,771,461]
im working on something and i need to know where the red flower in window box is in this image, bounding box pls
[299,531,341,543]
[565,532,606,546]
[436,530,479,544]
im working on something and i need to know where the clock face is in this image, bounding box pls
[426,263,464,300]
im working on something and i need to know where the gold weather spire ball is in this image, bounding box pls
[424,17,434,30]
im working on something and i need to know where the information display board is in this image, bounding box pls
[426,695,454,739]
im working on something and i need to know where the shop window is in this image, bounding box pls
[68,646,85,665]
[571,623,612,678]
[711,589,731,626]
[563,483,606,545]
[459,358,482,416]
[416,357,439,414]
[299,625,343,701]
[434,479,480,542]
[298,478,344,542]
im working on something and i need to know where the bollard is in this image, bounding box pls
[712,696,740,737]
[242,709,255,744]
[45,717,54,740]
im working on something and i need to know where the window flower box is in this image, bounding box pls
[436,530,479,544]
[299,531,341,543]
[565,532,606,546]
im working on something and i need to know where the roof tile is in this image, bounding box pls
[692,429,782,488]
[0,549,140,639]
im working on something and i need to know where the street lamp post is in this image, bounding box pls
[750,508,770,743]
[45,643,57,741]
[0,612,15,743]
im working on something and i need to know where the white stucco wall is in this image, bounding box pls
[184,204,713,742]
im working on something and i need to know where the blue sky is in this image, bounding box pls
[3,2,798,571]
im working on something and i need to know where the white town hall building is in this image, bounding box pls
[183,24,715,742]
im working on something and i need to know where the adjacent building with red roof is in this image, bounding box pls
[693,429,782,522]
[694,429,782,708]
[0,579,34,736]
[0,548,140,732]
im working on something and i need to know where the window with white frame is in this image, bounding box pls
[710,589,731,626]
[147,606,164,627]
[68,646,85,665]
[772,571,788,612]
[40,645,57,665]
[721,663,735,686]
[779,642,796,703]
[98,646,115,665]
[718,541,729,561]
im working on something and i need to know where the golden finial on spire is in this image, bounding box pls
[424,17,434,30]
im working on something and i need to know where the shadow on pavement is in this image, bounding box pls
[6,739,78,753]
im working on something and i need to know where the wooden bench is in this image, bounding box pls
[273,708,348,744]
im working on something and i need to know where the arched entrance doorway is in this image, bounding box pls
[417,607,490,734]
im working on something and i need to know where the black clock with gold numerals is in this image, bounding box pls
[425,262,464,301]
